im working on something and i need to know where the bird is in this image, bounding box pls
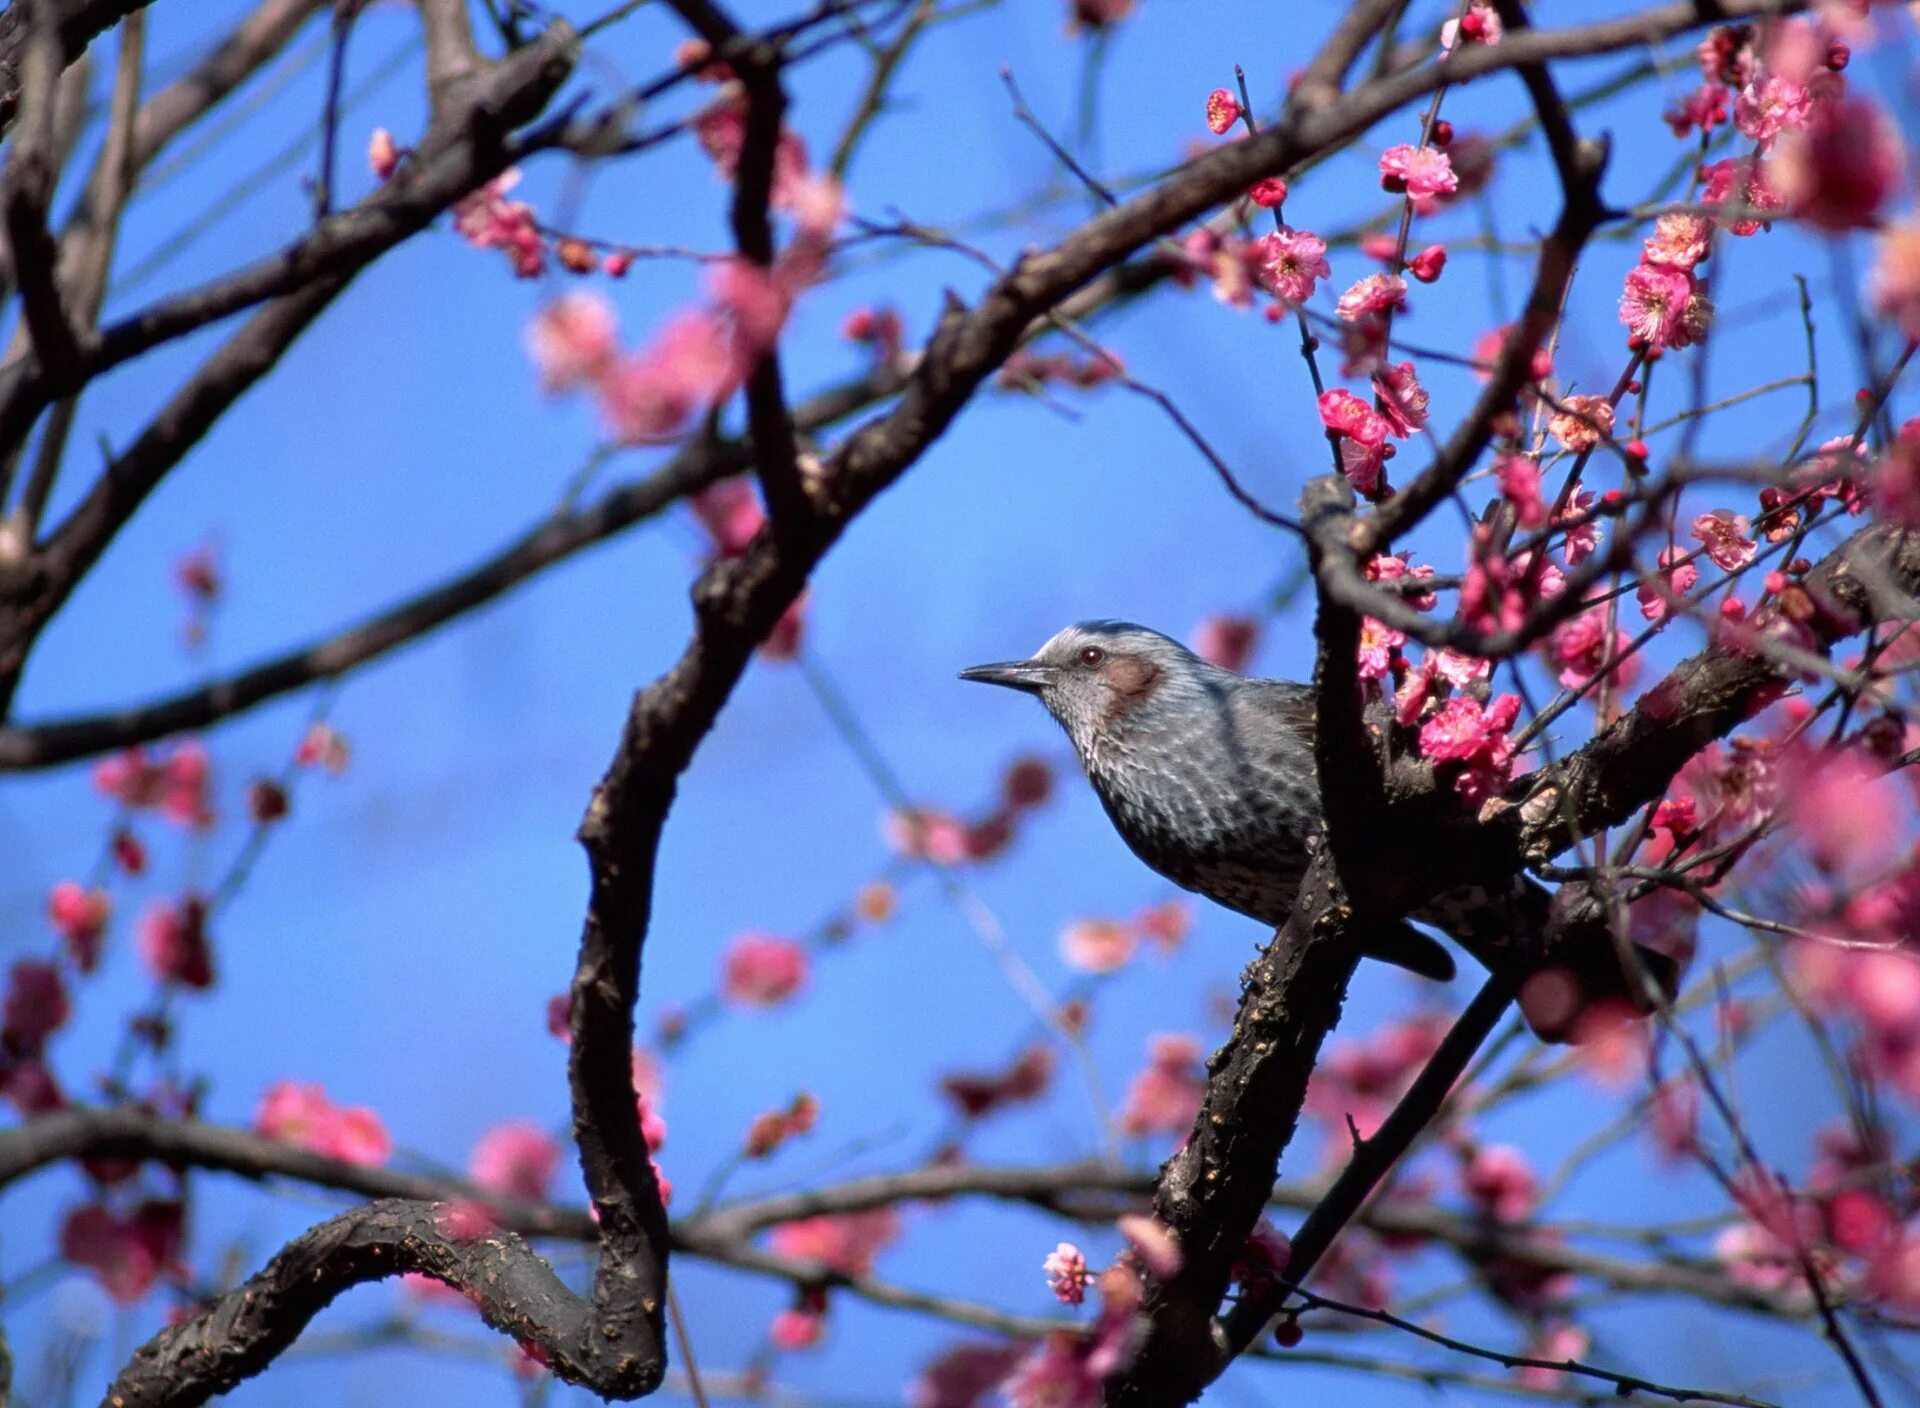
[960,619,1460,980]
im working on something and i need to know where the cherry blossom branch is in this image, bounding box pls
[666,0,806,527]
[1218,972,1518,1358]
[0,366,905,770]
[103,1200,657,1408]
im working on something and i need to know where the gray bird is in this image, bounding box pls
[960,620,1457,980]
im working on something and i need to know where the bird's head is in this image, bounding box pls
[959,620,1220,755]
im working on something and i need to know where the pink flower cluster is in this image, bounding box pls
[1001,1265,1144,1407]
[721,932,809,1008]
[1118,1033,1205,1139]
[254,1080,393,1166]
[940,1041,1055,1122]
[1418,693,1522,807]
[1305,1013,1450,1143]
[1059,898,1191,973]
[60,1199,185,1303]
[769,1207,901,1277]
[886,754,1057,868]
[93,740,215,829]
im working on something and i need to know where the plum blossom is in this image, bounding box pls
[48,881,109,971]
[526,294,617,393]
[1356,617,1404,680]
[769,1208,900,1276]
[1778,744,1904,878]
[1193,613,1259,671]
[3,960,69,1050]
[1335,273,1407,323]
[1377,143,1457,213]
[470,1122,561,1202]
[1418,693,1522,806]
[1645,212,1712,270]
[137,897,214,990]
[910,1342,1028,1408]
[1496,454,1546,528]
[1547,395,1613,452]
[1044,1242,1092,1304]
[1439,2,1501,49]
[255,1081,392,1166]
[690,477,766,558]
[452,169,544,277]
[1734,73,1813,145]
[1118,1033,1204,1138]
[1256,228,1329,305]
[1517,1323,1592,1388]
[1638,546,1700,621]
[1870,221,1920,342]
[598,311,735,443]
[1060,917,1136,973]
[60,1200,184,1303]
[1691,509,1757,569]
[1619,260,1711,350]
[1366,553,1437,610]
[93,741,214,828]
[1665,83,1729,137]
[1775,93,1903,230]
[1702,157,1785,236]
[1204,88,1240,134]
[1406,243,1446,282]
[940,1043,1055,1120]
[1461,1144,1538,1223]
[721,932,808,1007]
[367,127,399,179]
[1373,361,1428,437]
[1548,608,1638,691]
[1305,1013,1449,1140]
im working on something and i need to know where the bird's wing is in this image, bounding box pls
[1235,679,1317,749]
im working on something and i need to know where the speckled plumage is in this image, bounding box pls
[961,621,1458,980]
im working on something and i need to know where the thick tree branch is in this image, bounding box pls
[0,0,146,137]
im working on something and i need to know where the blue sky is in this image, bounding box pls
[1,0,1914,1404]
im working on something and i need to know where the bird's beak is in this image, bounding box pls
[958,659,1055,695]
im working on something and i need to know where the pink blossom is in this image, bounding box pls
[1780,745,1904,879]
[1060,917,1137,973]
[452,168,544,277]
[1372,361,1428,437]
[1471,322,1554,384]
[1248,176,1287,208]
[255,1081,392,1166]
[1117,1214,1183,1277]
[707,257,795,362]
[1648,1077,1700,1161]
[769,1208,900,1276]
[1638,546,1700,621]
[1204,88,1240,134]
[295,722,350,771]
[1340,438,1388,496]
[910,1342,1029,1408]
[1734,73,1813,145]
[1306,1013,1449,1140]
[1867,1231,1920,1311]
[1335,273,1407,323]
[1620,261,1711,350]
[1255,229,1329,305]
[367,127,399,180]
[1547,395,1613,452]
[94,741,214,827]
[1366,553,1437,610]
[526,294,617,393]
[1001,1334,1103,1408]
[1548,608,1638,691]
[941,1043,1054,1120]
[1516,1322,1591,1388]
[1377,144,1458,214]
[48,881,110,971]
[1644,212,1713,270]
[1418,693,1522,806]
[1691,509,1756,569]
[1461,1144,1538,1223]
[1870,222,1920,342]
[1355,617,1403,680]
[770,1303,826,1350]
[721,932,808,1007]
[1118,1033,1204,1138]
[1044,1242,1092,1304]
[597,311,736,443]
[1192,614,1259,671]
[2,959,69,1050]
[60,1200,183,1303]
[689,478,765,558]
[842,305,903,362]
[1318,389,1388,446]
[435,1200,498,1241]
[1406,243,1447,282]
[1776,93,1904,231]
[1496,454,1546,528]
[1440,2,1501,49]
[1664,83,1730,137]
[470,1121,561,1202]
[886,806,971,864]
[1702,157,1785,236]
[136,897,214,990]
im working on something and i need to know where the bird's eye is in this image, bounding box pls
[1079,646,1106,668]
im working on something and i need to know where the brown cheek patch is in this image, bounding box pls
[1101,656,1163,725]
